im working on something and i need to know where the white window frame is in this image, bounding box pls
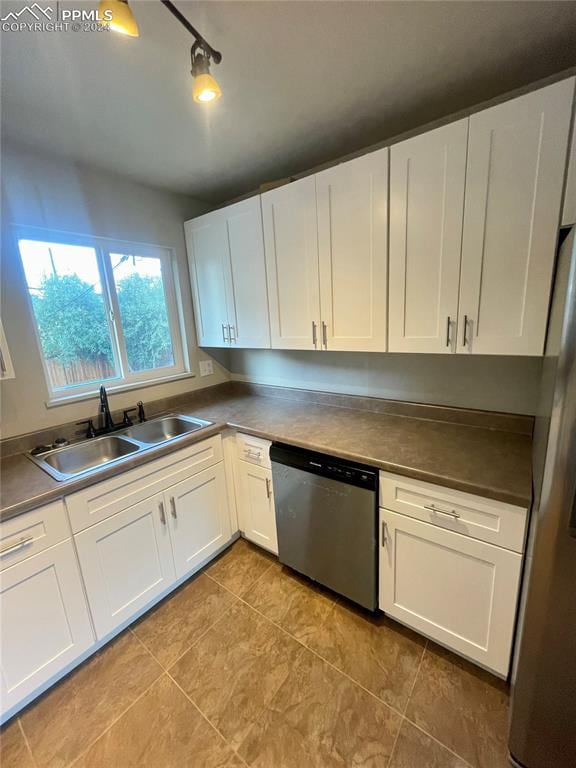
[15,226,190,402]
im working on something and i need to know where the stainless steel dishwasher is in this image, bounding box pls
[270,443,378,611]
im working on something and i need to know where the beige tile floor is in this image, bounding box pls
[0,539,511,768]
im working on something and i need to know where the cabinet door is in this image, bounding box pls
[458,78,575,355]
[389,120,468,353]
[0,540,94,715]
[316,149,388,352]
[167,463,232,579]
[74,493,175,639]
[0,320,15,379]
[379,508,521,676]
[185,212,230,347]
[262,177,321,350]
[237,461,278,554]
[223,197,271,349]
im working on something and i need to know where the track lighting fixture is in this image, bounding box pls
[100,0,223,103]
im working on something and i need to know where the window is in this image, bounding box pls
[17,230,187,398]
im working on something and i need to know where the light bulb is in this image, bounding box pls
[192,72,222,104]
[99,0,139,37]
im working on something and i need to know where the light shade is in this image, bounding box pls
[99,0,139,37]
[192,72,222,103]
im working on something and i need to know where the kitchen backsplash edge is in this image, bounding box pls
[0,380,534,457]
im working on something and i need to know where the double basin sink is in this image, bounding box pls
[28,414,213,482]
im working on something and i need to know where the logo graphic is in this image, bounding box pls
[1,3,53,21]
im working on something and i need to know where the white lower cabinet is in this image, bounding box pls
[167,463,232,579]
[237,460,278,554]
[74,492,176,639]
[379,507,522,676]
[0,539,94,712]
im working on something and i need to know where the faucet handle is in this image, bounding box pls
[76,419,96,439]
[137,401,147,423]
[122,408,138,427]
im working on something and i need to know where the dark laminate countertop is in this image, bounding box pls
[0,387,533,521]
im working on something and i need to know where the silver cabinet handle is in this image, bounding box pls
[462,315,469,347]
[265,477,272,499]
[245,448,261,459]
[0,535,34,556]
[228,325,236,343]
[159,501,166,525]
[381,521,387,546]
[222,323,230,343]
[322,321,328,349]
[170,497,177,519]
[425,503,461,519]
[312,321,317,348]
[0,348,6,375]
[446,316,452,348]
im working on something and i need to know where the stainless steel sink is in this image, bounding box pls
[27,413,213,481]
[123,415,211,445]
[31,435,141,481]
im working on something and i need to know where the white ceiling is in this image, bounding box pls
[2,1,576,204]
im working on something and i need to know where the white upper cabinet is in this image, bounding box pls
[185,212,230,347]
[223,198,271,348]
[316,149,389,352]
[563,110,576,227]
[185,199,270,348]
[0,320,15,379]
[262,176,321,350]
[389,120,468,353]
[458,78,575,356]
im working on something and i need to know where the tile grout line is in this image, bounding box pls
[204,552,277,598]
[131,581,241,673]
[204,572,408,720]
[165,670,251,768]
[65,665,165,768]
[402,719,477,768]
[206,568,479,767]
[384,713,405,768]
[403,639,428,715]
[17,717,39,768]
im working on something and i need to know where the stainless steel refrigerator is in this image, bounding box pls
[509,227,576,768]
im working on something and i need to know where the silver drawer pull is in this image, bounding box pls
[245,449,261,459]
[424,503,461,519]
[0,535,34,556]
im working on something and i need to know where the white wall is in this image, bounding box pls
[0,142,228,439]
[222,349,543,415]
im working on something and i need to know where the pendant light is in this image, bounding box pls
[191,42,222,103]
[99,0,139,37]
[102,0,223,104]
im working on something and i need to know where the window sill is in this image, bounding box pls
[45,371,196,408]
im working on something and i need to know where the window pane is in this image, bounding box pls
[18,240,119,390]
[111,253,175,373]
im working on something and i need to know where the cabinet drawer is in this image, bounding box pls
[0,501,70,571]
[67,436,223,533]
[236,433,271,468]
[379,471,528,552]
